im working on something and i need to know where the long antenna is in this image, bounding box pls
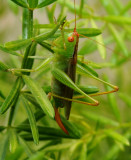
[74,0,77,31]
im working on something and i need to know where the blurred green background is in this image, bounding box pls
[0,0,131,160]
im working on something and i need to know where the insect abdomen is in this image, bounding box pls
[51,55,69,108]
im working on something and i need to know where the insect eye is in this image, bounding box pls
[68,36,74,42]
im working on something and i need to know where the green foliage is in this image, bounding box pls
[22,75,54,118]
[22,96,39,145]
[11,0,28,8]
[0,0,131,159]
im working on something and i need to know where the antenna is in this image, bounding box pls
[74,0,77,31]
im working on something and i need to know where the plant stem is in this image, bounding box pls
[21,8,34,72]
[22,8,33,39]
[22,8,33,68]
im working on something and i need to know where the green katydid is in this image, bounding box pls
[49,0,119,134]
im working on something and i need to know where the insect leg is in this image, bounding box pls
[47,92,69,134]
[73,75,118,99]
[50,93,99,106]
[54,107,69,135]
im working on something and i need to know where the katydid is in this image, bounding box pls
[50,0,119,134]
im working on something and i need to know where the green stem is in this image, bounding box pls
[22,9,33,39]
[21,8,34,70]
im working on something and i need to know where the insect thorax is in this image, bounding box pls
[52,32,77,59]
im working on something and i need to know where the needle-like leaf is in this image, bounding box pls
[37,0,57,8]
[0,77,21,114]
[22,75,55,118]
[5,39,32,51]
[11,0,28,8]
[9,128,18,153]
[22,96,39,145]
